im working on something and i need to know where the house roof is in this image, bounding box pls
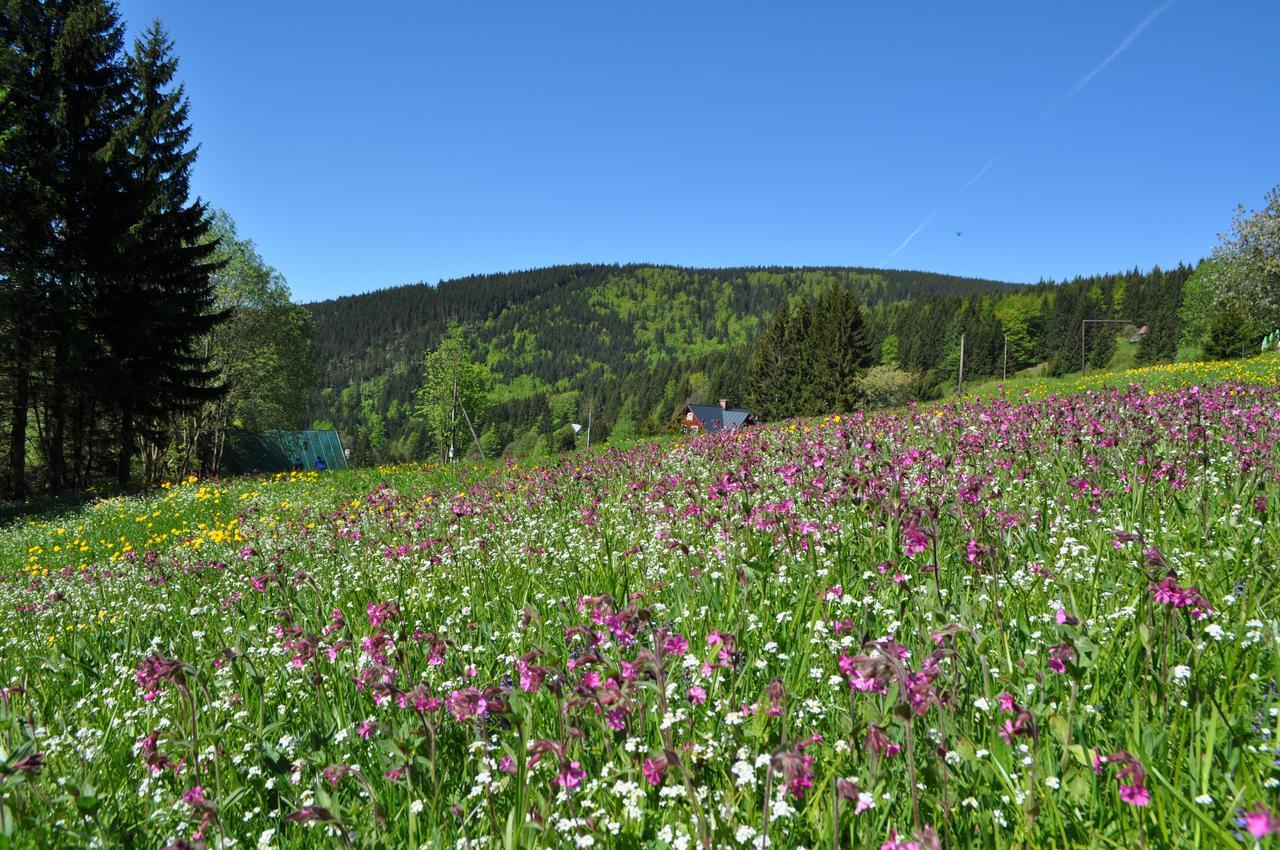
[685,404,754,432]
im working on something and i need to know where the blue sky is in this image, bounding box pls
[116,1,1280,302]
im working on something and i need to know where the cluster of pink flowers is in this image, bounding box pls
[1149,574,1213,619]
[134,654,187,702]
[1093,750,1150,806]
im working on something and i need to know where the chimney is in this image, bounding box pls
[719,399,728,410]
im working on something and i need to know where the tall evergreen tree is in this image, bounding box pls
[46,0,132,489]
[745,305,790,420]
[809,285,872,412]
[100,20,225,486]
[0,0,57,498]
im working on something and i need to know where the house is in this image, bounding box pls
[679,400,754,434]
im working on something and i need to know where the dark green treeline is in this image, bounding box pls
[0,1,222,498]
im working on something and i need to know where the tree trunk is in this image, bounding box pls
[117,403,133,489]
[46,341,67,493]
[7,355,29,500]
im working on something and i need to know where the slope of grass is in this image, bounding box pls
[1,369,1279,849]
[961,351,1280,402]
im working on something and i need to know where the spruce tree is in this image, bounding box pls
[0,0,57,498]
[810,285,872,412]
[100,20,225,486]
[1204,300,1259,360]
[745,304,790,420]
[45,0,131,490]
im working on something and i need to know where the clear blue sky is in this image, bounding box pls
[116,1,1279,303]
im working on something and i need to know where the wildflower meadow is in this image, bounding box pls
[3,378,1280,849]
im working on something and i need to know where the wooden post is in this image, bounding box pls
[1081,322,1087,375]
[449,373,457,463]
[458,400,485,461]
[957,333,966,395]
[586,406,592,450]
[1003,335,1008,381]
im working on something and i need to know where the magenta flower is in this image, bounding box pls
[555,760,585,790]
[642,756,666,786]
[662,634,689,657]
[1243,804,1280,838]
[447,687,489,722]
[1118,784,1150,806]
[135,654,187,702]
[322,764,350,786]
[180,786,207,808]
[901,526,929,558]
[366,600,400,627]
[686,685,707,704]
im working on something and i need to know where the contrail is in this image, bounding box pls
[1070,0,1175,96]
[961,157,996,191]
[888,209,938,261]
[1043,0,1176,117]
[885,1,1174,263]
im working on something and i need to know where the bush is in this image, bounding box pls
[1204,300,1260,360]
[858,365,924,409]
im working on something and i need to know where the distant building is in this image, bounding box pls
[679,399,754,434]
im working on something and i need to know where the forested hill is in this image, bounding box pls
[306,264,1021,460]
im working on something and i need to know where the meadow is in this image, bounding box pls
[2,376,1280,848]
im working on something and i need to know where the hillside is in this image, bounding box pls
[307,264,1022,459]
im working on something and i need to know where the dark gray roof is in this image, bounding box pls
[685,404,754,432]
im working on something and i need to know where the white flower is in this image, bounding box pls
[1044,776,1060,789]
[1205,623,1225,641]
[410,799,425,814]
[256,829,275,850]
[1195,794,1213,805]
[1171,665,1191,681]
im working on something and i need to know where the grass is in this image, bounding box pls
[961,350,1280,402]
[1,365,1279,849]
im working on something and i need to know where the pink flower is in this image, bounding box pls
[1243,804,1280,838]
[686,685,707,705]
[662,634,688,657]
[555,760,585,790]
[901,526,929,558]
[1118,784,1150,806]
[642,757,666,786]
[322,764,350,786]
[447,688,489,722]
[356,720,377,739]
[498,756,516,775]
[366,600,399,627]
[880,829,922,850]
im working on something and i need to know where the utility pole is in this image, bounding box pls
[448,372,457,463]
[1002,335,1008,381]
[586,406,592,450]
[957,333,966,395]
[458,399,485,461]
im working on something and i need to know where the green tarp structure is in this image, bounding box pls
[222,429,349,474]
